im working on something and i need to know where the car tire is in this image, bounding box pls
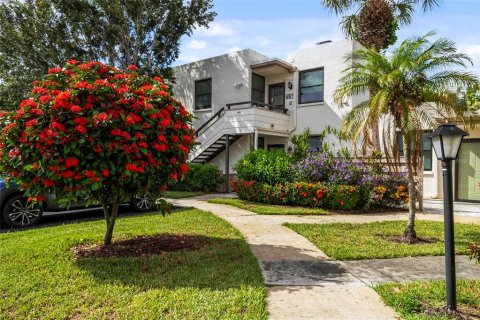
[130,193,153,212]
[2,194,43,228]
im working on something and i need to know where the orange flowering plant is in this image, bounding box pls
[0,61,195,244]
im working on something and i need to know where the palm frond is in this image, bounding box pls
[322,0,357,15]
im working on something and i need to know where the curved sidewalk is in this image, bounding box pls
[168,198,398,320]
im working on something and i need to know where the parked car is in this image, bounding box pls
[0,177,153,228]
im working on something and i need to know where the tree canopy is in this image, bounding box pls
[321,0,439,51]
[0,60,195,244]
[0,0,216,110]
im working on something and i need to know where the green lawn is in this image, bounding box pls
[375,280,480,319]
[207,198,329,215]
[285,220,480,260]
[0,209,267,319]
[163,190,206,199]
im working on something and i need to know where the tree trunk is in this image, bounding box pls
[371,117,381,152]
[103,202,120,245]
[403,135,417,243]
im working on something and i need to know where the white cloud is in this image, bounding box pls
[464,44,480,56]
[196,21,234,37]
[175,17,345,66]
[176,52,201,64]
[187,40,207,50]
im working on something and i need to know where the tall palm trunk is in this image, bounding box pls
[403,135,417,243]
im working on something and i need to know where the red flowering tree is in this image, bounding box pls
[0,61,194,244]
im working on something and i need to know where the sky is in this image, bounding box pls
[176,0,480,75]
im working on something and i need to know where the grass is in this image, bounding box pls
[285,220,480,260]
[163,190,206,199]
[375,280,480,319]
[207,198,329,215]
[0,209,267,319]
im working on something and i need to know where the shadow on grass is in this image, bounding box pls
[74,234,263,290]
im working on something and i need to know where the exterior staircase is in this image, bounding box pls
[191,134,241,163]
[189,101,290,164]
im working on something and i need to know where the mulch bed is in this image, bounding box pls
[422,303,480,320]
[377,234,440,245]
[72,234,208,259]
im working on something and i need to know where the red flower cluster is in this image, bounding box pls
[0,61,195,203]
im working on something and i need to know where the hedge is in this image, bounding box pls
[232,180,361,210]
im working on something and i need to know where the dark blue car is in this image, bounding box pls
[0,177,153,228]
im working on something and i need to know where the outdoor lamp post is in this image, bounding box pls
[429,123,469,312]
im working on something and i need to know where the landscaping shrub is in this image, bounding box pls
[170,163,224,192]
[232,180,360,210]
[233,148,408,211]
[234,149,293,185]
[292,152,368,185]
[361,172,409,209]
[291,151,409,209]
[322,185,361,210]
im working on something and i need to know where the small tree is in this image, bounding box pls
[0,61,195,245]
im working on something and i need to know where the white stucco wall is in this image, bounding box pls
[286,40,367,151]
[173,49,269,129]
[210,134,251,173]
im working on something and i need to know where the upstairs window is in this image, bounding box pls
[299,68,324,104]
[252,73,265,103]
[195,78,212,110]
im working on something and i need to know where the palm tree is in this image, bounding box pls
[335,32,479,242]
[322,0,440,52]
[323,0,440,152]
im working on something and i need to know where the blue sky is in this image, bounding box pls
[176,0,480,74]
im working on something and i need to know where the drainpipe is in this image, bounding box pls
[254,128,258,150]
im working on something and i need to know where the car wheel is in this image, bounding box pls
[3,194,43,228]
[131,193,153,212]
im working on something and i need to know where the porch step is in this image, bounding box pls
[191,134,242,164]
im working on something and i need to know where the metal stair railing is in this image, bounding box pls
[195,107,225,137]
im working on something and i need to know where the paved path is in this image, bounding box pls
[423,199,480,217]
[167,196,480,320]
[169,198,398,320]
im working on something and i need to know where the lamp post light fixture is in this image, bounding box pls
[429,123,469,312]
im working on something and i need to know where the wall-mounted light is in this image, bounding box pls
[234,83,243,88]
[287,81,293,90]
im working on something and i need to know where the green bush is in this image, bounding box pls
[234,149,293,185]
[323,185,361,210]
[232,180,360,210]
[170,163,224,192]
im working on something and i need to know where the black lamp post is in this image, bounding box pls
[429,123,469,312]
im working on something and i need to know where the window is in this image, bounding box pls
[195,78,212,110]
[258,137,265,149]
[422,133,433,171]
[299,68,324,104]
[308,136,323,152]
[397,132,433,171]
[252,73,265,103]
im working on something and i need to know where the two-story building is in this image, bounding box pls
[172,40,480,203]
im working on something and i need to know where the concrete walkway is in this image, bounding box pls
[168,196,480,320]
[423,199,480,217]
[169,198,398,320]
